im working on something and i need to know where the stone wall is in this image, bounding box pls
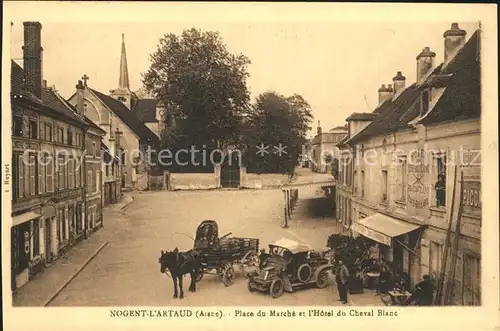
[240,170,290,189]
[169,173,219,190]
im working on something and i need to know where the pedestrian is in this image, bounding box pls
[406,275,435,306]
[377,266,391,295]
[335,259,350,304]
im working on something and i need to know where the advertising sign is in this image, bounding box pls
[351,223,392,246]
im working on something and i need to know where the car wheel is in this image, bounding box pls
[270,279,284,298]
[316,269,329,289]
[297,264,312,283]
[248,281,255,292]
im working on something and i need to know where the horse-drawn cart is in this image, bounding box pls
[194,220,259,286]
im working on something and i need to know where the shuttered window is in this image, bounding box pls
[96,170,100,193]
[38,154,44,194]
[29,153,36,195]
[87,170,93,193]
[46,154,54,192]
[75,157,81,187]
[15,154,25,198]
[68,158,74,189]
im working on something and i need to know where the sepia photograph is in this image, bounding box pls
[2,2,498,331]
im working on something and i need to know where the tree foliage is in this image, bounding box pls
[243,91,313,174]
[142,28,251,150]
[327,234,375,272]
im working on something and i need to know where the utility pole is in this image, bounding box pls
[444,170,464,305]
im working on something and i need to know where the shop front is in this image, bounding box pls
[11,211,42,291]
[351,213,423,286]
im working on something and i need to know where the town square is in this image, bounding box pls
[6,4,488,313]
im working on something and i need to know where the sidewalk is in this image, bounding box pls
[12,230,110,306]
[11,193,135,307]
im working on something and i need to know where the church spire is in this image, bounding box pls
[119,33,130,89]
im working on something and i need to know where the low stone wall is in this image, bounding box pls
[240,172,291,189]
[170,173,219,190]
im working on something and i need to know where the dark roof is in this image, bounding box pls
[89,88,159,145]
[133,99,158,123]
[41,88,85,123]
[336,135,349,148]
[345,112,378,121]
[347,84,421,145]
[11,60,88,127]
[11,61,24,93]
[419,29,480,125]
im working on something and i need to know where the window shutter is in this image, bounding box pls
[69,158,74,189]
[18,155,24,198]
[75,158,80,187]
[96,170,100,193]
[38,155,44,194]
[29,154,36,195]
[46,155,53,192]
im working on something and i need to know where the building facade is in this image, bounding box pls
[102,129,123,207]
[10,22,89,290]
[68,34,161,191]
[310,122,348,173]
[341,24,481,305]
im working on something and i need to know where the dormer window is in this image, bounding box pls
[421,90,430,116]
[118,96,126,102]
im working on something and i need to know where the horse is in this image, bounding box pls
[159,248,201,299]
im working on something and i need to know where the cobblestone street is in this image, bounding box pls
[15,182,383,307]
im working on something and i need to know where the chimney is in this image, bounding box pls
[416,47,436,85]
[444,23,467,66]
[392,71,406,99]
[22,21,43,98]
[378,84,393,105]
[75,80,85,116]
[317,121,322,136]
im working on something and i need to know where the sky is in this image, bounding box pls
[9,18,478,137]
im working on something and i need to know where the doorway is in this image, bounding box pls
[220,152,240,188]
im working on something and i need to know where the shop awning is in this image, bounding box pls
[351,213,421,246]
[12,211,41,227]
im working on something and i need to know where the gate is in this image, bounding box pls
[221,153,240,188]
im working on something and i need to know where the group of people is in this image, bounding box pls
[334,258,435,306]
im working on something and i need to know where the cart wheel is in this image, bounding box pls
[242,251,258,267]
[222,265,235,287]
[316,269,329,289]
[270,279,284,298]
[247,280,255,292]
[196,269,204,282]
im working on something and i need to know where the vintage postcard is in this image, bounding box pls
[2,2,498,331]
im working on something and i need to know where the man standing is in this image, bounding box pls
[335,259,350,304]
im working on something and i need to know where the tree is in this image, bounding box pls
[134,86,151,99]
[142,28,251,150]
[327,234,375,272]
[243,91,313,175]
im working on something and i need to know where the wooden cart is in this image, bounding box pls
[194,220,259,286]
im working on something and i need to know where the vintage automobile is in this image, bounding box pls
[247,238,333,298]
